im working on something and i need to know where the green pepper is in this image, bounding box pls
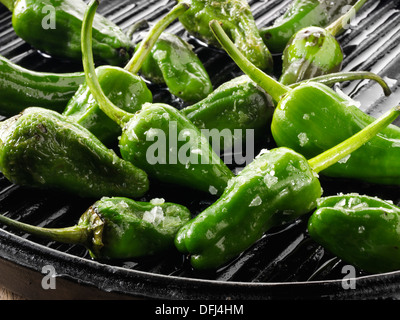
[175,103,400,269]
[1,0,133,66]
[308,194,400,274]
[210,20,398,186]
[81,0,234,196]
[177,0,273,73]
[259,0,358,53]
[0,197,191,259]
[138,32,213,103]
[279,0,368,85]
[62,2,189,146]
[0,55,85,116]
[0,107,149,198]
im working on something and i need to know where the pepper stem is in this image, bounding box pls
[209,20,290,102]
[288,71,391,96]
[0,213,89,246]
[0,0,14,12]
[308,106,400,174]
[124,1,190,74]
[326,0,369,37]
[81,0,133,127]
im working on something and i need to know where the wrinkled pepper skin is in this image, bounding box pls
[308,194,400,273]
[0,55,85,116]
[82,197,192,259]
[63,66,152,146]
[139,33,213,103]
[279,26,343,85]
[0,107,149,198]
[119,103,234,196]
[0,197,191,259]
[259,0,357,53]
[271,81,400,186]
[175,147,322,269]
[7,0,133,65]
[177,0,273,72]
[181,75,274,150]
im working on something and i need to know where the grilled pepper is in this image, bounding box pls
[63,2,189,146]
[81,0,234,196]
[1,0,133,65]
[175,105,400,269]
[279,0,368,85]
[0,197,191,259]
[0,54,85,116]
[138,32,213,103]
[0,107,149,198]
[259,0,358,53]
[177,0,273,73]
[308,194,400,274]
[210,20,399,186]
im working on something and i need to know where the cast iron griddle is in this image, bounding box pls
[0,0,400,299]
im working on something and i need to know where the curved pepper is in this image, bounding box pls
[0,107,149,198]
[177,0,273,73]
[0,197,191,259]
[138,32,213,103]
[62,2,189,146]
[210,20,398,186]
[175,104,400,269]
[259,0,358,53]
[81,0,234,196]
[1,0,133,66]
[279,0,368,85]
[308,194,400,274]
[0,55,85,116]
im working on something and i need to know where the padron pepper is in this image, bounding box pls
[308,194,400,274]
[210,20,399,186]
[81,0,234,196]
[63,1,190,146]
[259,0,358,53]
[0,0,133,65]
[0,107,149,198]
[175,104,400,269]
[138,32,213,103]
[0,54,85,116]
[0,197,191,259]
[176,0,273,73]
[279,0,368,85]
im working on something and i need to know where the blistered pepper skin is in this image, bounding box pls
[271,81,400,185]
[181,75,274,151]
[119,103,234,196]
[63,66,152,146]
[259,0,357,53]
[308,194,400,273]
[9,0,133,65]
[177,0,273,72]
[0,55,85,116]
[139,33,213,103]
[279,27,343,85]
[0,107,149,198]
[175,148,322,269]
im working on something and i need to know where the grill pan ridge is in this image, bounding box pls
[0,0,400,300]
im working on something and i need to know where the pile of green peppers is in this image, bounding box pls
[1,0,400,279]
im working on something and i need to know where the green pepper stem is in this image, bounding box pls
[0,0,14,11]
[0,213,89,246]
[124,2,190,74]
[82,0,134,127]
[326,0,369,37]
[209,20,290,102]
[288,71,392,97]
[309,106,400,174]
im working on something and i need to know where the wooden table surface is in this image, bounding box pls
[0,286,25,300]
